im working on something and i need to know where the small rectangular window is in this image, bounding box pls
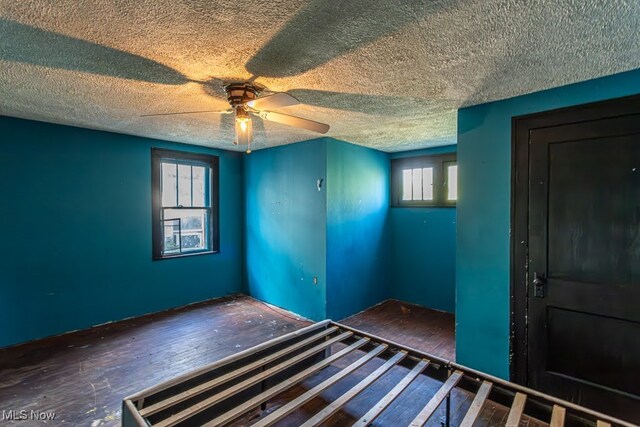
[391,153,457,207]
[402,167,435,201]
[152,149,219,259]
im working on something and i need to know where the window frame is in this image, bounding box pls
[391,153,457,207]
[151,148,220,260]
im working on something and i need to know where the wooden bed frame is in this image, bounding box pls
[122,320,638,427]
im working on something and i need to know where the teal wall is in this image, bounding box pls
[389,145,457,313]
[0,116,244,348]
[244,138,391,321]
[457,68,640,379]
[244,139,327,321]
[326,139,391,319]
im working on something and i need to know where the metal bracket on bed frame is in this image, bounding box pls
[122,320,638,427]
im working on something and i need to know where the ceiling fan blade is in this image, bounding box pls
[141,109,232,117]
[258,111,329,134]
[247,93,300,110]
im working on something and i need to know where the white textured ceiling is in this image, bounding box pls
[1,0,640,152]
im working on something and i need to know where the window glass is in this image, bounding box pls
[193,166,206,207]
[177,164,192,207]
[411,168,423,200]
[447,165,458,201]
[402,169,412,201]
[162,218,181,255]
[161,163,177,207]
[422,167,434,200]
[163,208,208,254]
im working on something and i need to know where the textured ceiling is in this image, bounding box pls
[1,1,640,152]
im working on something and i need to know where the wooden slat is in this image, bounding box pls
[154,331,353,427]
[201,337,371,427]
[127,319,332,402]
[459,381,493,427]
[140,326,338,416]
[409,370,464,426]
[301,351,407,427]
[352,359,430,427]
[250,344,389,427]
[597,421,612,427]
[550,405,566,427]
[505,392,527,427]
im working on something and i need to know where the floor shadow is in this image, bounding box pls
[246,0,457,78]
[0,18,188,85]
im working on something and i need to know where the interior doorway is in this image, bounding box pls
[512,94,640,423]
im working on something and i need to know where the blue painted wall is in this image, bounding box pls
[0,116,244,348]
[244,138,392,321]
[244,139,327,321]
[389,145,457,313]
[457,68,640,379]
[326,139,391,320]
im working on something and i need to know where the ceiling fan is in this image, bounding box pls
[141,82,330,153]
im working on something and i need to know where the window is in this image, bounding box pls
[152,149,219,259]
[391,153,457,207]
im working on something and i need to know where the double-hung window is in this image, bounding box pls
[152,149,219,259]
[391,153,457,207]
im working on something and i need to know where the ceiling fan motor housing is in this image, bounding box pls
[224,82,260,109]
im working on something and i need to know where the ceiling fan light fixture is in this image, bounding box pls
[234,107,253,147]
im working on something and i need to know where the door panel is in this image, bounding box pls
[546,307,640,397]
[527,114,640,422]
[548,138,637,285]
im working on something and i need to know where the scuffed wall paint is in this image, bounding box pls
[0,116,244,348]
[245,138,392,321]
[457,67,640,379]
[244,139,327,321]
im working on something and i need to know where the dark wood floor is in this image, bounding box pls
[0,295,309,426]
[341,299,456,361]
[0,296,537,426]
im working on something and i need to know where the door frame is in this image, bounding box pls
[510,93,640,385]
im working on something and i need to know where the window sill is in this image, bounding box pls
[153,250,219,261]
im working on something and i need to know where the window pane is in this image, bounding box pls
[192,166,206,207]
[163,208,208,253]
[178,164,192,207]
[422,167,433,200]
[447,165,458,201]
[412,168,423,200]
[161,162,177,207]
[402,169,412,201]
[162,218,181,255]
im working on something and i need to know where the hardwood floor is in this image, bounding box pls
[0,295,309,426]
[0,296,539,426]
[340,299,456,361]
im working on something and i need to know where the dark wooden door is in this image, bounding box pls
[523,107,640,421]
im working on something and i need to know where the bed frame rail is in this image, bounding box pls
[122,321,638,427]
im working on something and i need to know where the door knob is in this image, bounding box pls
[533,272,546,298]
